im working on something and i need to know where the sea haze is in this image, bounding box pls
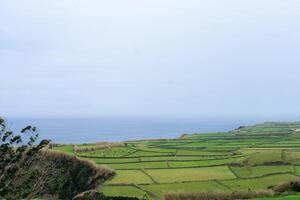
[4,117,291,144]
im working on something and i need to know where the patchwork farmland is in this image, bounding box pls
[54,122,300,199]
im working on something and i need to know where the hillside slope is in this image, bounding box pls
[2,150,113,200]
[54,121,300,199]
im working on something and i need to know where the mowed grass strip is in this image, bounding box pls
[168,157,244,168]
[176,149,229,156]
[142,181,229,198]
[141,155,229,162]
[126,150,173,157]
[91,157,139,164]
[131,146,176,153]
[221,174,298,190]
[230,165,294,178]
[106,161,168,170]
[101,185,146,198]
[105,170,153,184]
[177,142,220,148]
[145,166,236,183]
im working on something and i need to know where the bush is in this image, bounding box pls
[273,179,300,193]
[0,117,114,200]
[0,117,50,199]
[37,150,114,199]
[73,190,139,200]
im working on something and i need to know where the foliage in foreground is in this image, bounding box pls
[0,117,114,200]
[0,117,50,199]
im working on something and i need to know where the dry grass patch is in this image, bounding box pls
[164,190,274,200]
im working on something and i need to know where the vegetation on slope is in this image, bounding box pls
[0,117,114,200]
[54,121,300,200]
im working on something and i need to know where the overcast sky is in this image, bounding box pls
[1,0,300,118]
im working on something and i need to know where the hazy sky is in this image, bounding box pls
[1,0,300,118]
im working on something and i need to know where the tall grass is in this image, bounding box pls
[164,190,274,200]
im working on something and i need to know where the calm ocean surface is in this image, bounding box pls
[4,117,292,143]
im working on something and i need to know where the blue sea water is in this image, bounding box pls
[3,116,292,143]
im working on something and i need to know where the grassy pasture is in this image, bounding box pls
[140,156,223,162]
[105,161,169,170]
[105,170,153,184]
[293,166,300,175]
[241,150,283,166]
[101,185,147,199]
[145,166,235,183]
[176,149,230,156]
[221,174,298,190]
[283,150,300,164]
[55,121,300,199]
[53,144,74,154]
[230,165,294,178]
[89,157,140,164]
[177,142,220,148]
[169,157,244,168]
[142,181,229,198]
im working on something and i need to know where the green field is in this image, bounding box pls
[105,170,153,184]
[230,165,294,178]
[54,122,300,199]
[145,166,235,183]
[101,185,147,199]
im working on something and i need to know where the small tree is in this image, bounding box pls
[0,117,50,199]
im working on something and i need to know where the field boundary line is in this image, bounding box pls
[92,155,244,164]
[214,179,232,191]
[281,149,287,161]
[102,161,265,170]
[166,160,170,168]
[293,165,296,175]
[140,169,158,184]
[79,154,242,160]
[232,172,297,180]
[123,149,139,157]
[133,184,160,200]
[227,166,240,178]
[105,164,229,170]
[174,149,178,156]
